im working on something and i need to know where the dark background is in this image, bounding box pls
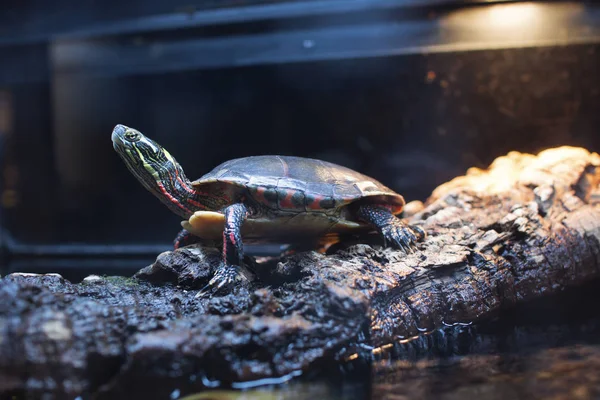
[0,0,599,278]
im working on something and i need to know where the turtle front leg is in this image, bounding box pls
[195,203,249,297]
[356,205,425,254]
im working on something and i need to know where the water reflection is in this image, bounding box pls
[373,344,600,400]
[179,381,367,400]
[171,280,600,400]
[370,280,600,399]
[176,341,600,400]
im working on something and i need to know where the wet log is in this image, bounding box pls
[2,146,600,399]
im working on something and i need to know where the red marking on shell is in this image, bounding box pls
[252,186,273,206]
[308,194,325,210]
[278,190,296,209]
[157,181,193,214]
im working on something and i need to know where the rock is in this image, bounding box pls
[2,146,600,399]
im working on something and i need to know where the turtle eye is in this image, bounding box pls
[124,130,140,142]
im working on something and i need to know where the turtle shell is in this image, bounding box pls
[192,155,404,214]
[182,155,406,242]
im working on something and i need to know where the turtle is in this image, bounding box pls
[111,124,425,295]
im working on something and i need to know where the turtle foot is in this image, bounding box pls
[194,264,248,298]
[381,221,425,254]
[356,204,426,254]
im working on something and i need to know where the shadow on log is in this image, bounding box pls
[1,146,600,399]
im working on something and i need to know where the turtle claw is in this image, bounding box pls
[411,225,427,241]
[194,264,247,298]
[381,222,422,254]
[356,205,426,254]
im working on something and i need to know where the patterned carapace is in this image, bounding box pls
[193,155,405,217]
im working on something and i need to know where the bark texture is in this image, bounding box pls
[1,146,600,399]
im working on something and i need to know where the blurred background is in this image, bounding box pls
[0,0,599,280]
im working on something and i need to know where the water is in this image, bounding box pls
[372,279,600,399]
[172,280,600,400]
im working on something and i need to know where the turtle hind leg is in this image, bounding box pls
[195,203,249,298]
[356,204,425,254]
[174,228,203,249]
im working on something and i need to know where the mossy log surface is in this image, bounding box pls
[2,146,600,399]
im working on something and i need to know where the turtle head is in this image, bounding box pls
[111,124,200,218]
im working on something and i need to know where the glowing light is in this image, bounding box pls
[484,3,540,29]
[444,2,544,31]
[442,2,584,44]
